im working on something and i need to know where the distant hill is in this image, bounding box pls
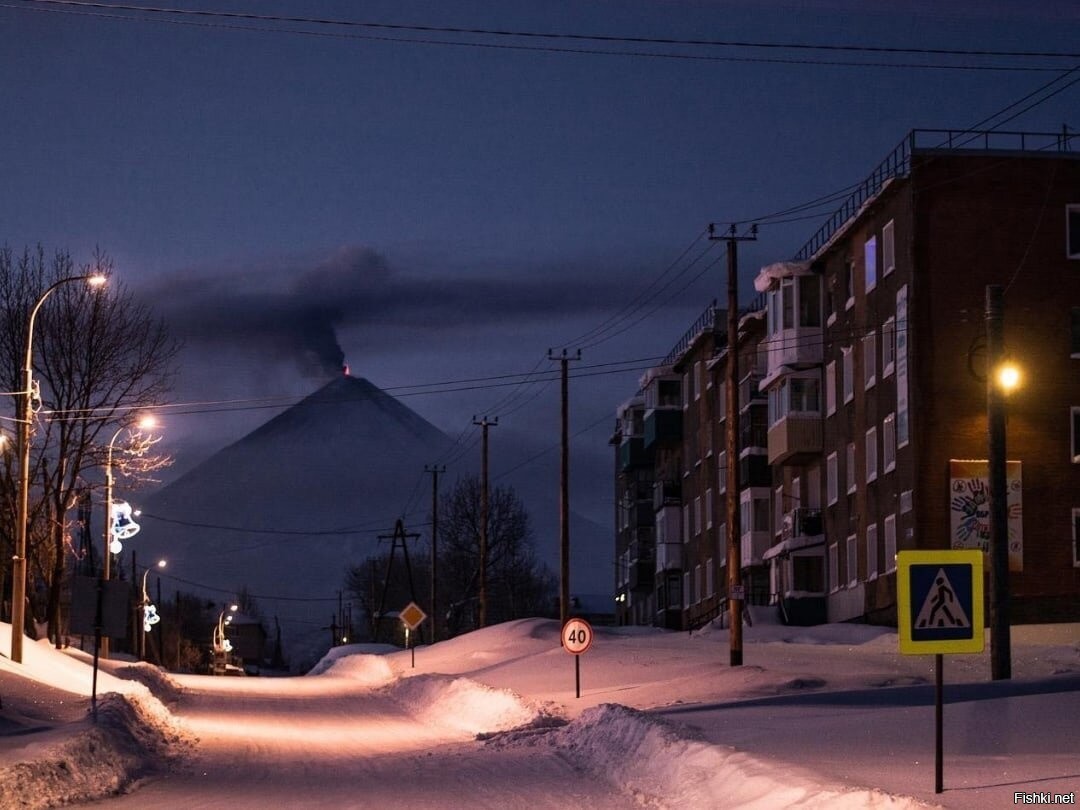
[137,373,612,669]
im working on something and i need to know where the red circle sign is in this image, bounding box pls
[561,617,593,655]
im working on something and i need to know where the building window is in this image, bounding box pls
[845,260,855,310]
[896,284,910,447]
[864,330,877,389]
[774,486,784,538]
[683,571,691,609]
[799,275,822,327]
[827,452,839,506]
[847,442,857,494]
[883,220,895,276]
[683,371,691,410]
[1073,509,1080,567]
[1068,205,1080,260]
[842,347,854,403]
[694,496,702,536]
[695,565,702,604]
[884,514,897,572]
[866,522,878,580]
[682,504,690,543]
[706,488,714,529]
[706,557,715,596]
[866,427,878,483]
[718,451,727,493]
[826,361,837,416]
[782,277,795,329]
[828,542,840,592]
[694,362,702,400]
[719,524,727,565]
[883,412,896,473]
[1072,407,1080,463]
[865,235,878,292]
[882,316,896,376]
[846,534,858,586]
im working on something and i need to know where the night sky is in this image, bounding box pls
[2,0,1078,526]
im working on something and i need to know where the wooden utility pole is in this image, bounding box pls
[985,284,1012,680]
[709,223,757,667]
[549,349,581,624]
[473,416,498,628]
[425,464,445,642]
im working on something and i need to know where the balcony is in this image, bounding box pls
[628,553,655,591]
[652,480,681,512]
[643,409,682,450]
[618,437,647,471]
[739,453,771,488]
[654,505,681,546]
[741,529,772,567]
[767,412,823,466]
[782,507,824,541]
[655,541,683,573]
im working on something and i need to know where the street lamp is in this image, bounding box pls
[986,285,1018,680]
[139,559,166,660]
[10,273,106,664]
[212,603,238,672]
[100,414,157,659]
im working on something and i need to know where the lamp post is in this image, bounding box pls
[100,414,156,659]
[986,284,1019,681]
[9,273,106,664]
[212,603,238,674]
[139,559,166,660]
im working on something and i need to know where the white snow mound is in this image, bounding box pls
[523,704,931,810]
[307,652,396,686]
[389,674,539,736]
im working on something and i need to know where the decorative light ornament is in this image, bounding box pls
[143,603,160,633]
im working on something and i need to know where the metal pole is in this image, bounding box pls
[935,653,943,793]
[985,285,1011,680]
[100,435,116,660]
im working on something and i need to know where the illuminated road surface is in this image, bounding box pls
[90,674,628,809]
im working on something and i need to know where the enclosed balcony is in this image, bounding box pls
[643,408,682,450]
[767,413,823,466]
[618,437,647,471]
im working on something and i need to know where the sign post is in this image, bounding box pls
[561,617,593,698]
[897,549,984,794]
[400,601,427,669]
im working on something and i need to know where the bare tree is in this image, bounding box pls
[0,246,180,645]
[437,476,555,634]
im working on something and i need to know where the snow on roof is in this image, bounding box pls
[753,260,814,292]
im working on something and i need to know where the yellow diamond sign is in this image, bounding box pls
[400,601,427,631]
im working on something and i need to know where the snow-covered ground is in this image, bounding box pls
[1,615,1077,808]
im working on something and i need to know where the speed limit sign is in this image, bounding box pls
[562,617,593,655]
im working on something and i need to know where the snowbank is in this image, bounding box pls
[386,673,546,736]
[0,692,191,810]
[495,703,930,809]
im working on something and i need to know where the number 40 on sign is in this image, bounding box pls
[561,617,593,698]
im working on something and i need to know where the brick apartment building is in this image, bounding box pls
[613,128,1080,629]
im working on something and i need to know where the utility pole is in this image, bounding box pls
[473,416,498,628]
[373,519,421,643]
[985,284,1012,680]
[425,464,445,642]
[709,222,757,667]
[549,349,581,624]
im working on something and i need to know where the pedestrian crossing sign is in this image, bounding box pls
[897,550,984,655]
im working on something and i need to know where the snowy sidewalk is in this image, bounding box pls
[657,674,1080,809]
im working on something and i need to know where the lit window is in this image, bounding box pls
[865,236,878,292]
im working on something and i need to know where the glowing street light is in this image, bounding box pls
[213,604,239,670]
[139,559,166,660]
[10,273,106,664]
[100,414,157,659]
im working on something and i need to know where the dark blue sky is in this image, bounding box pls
[2,0,1078,524]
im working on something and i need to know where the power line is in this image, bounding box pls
[5,1,1076,72]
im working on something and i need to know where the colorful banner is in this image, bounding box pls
[948,459,1023,572]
